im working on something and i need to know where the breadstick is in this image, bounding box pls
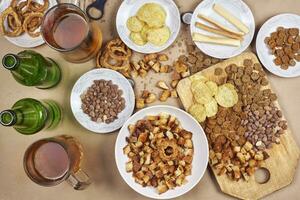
[213,4,249,34]
[197,14,244,36]
[192,32,241,47]
[195,22,242,40]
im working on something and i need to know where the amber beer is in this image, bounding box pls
[23,135,91,190]
[41,3,102,63]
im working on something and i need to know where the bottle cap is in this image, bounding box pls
[181,12,193,25]
[0,110,17,126]
[2,54,19,70]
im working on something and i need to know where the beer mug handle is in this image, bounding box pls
[66,169,91,190]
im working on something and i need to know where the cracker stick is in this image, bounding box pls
[195,22,243,40]
[197,14,244,36]
[213,4,249,34]
[192,32,241,47]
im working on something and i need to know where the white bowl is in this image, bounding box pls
[70,68,135,134]
[115,105,209,199]
[256,13,300,78]
[0,0,58,48]
[116,0,181,54]
[190,0,255,59]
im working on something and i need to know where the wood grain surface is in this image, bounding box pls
[177,52,300,199]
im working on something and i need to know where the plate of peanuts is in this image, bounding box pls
[115,105,209,199]
[256,13,300,77]
[70,68,135,134]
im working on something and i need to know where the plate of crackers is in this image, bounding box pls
[115,105,209,199]
[190,0,255,59]
[116,0,181,54]
[0,0,57,48]
[256,13,300,78]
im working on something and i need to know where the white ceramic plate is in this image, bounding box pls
[256,13,300,78]
[70,69,135,134]
[190,0,255,59]
[0,0,57,48]
[116,0,181,54]
[115,105,209,199]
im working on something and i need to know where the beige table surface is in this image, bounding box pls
[1,0,300,200]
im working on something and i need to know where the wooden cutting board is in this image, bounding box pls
[176,52,300,200]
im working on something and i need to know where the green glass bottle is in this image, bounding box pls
[0,98,62,135]
[2,50,61,89]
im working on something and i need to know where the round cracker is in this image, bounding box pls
[127,16,145,32]
[215,84,238,108]
[191,81,214,104]
[205,81,218,96]
[130,32,147,46]
[189,104,207,123]
[204,99,218,117]
[147,26,170,46]
[137,3,166,28]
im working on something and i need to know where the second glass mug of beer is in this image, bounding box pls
[23,135,91,190]
[41,3,103,63]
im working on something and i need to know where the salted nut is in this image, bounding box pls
[81,79,125,124]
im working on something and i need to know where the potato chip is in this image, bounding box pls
[189,75,208,83]
[205,81,218,96]
[189,104,207,122]
[215,84,238,108]
[140,24,150,41]
[223,84,238,102]
[190,81,202,92]
[130,32,147,46]
[147,26,170,46]
[137,3,166,28]
[204,99,218,117]
[223,83,236,91]
[127,16,144,32]
[191,81,213,104]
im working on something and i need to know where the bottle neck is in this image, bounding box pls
[2,54,20,70]
[0,110,17,126]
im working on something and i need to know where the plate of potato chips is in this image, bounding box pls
[116,0,181,54]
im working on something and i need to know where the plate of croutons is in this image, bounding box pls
[115,105,209,199]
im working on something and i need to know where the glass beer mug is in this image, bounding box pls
[41,3,103,63]
[23,135,91,190]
